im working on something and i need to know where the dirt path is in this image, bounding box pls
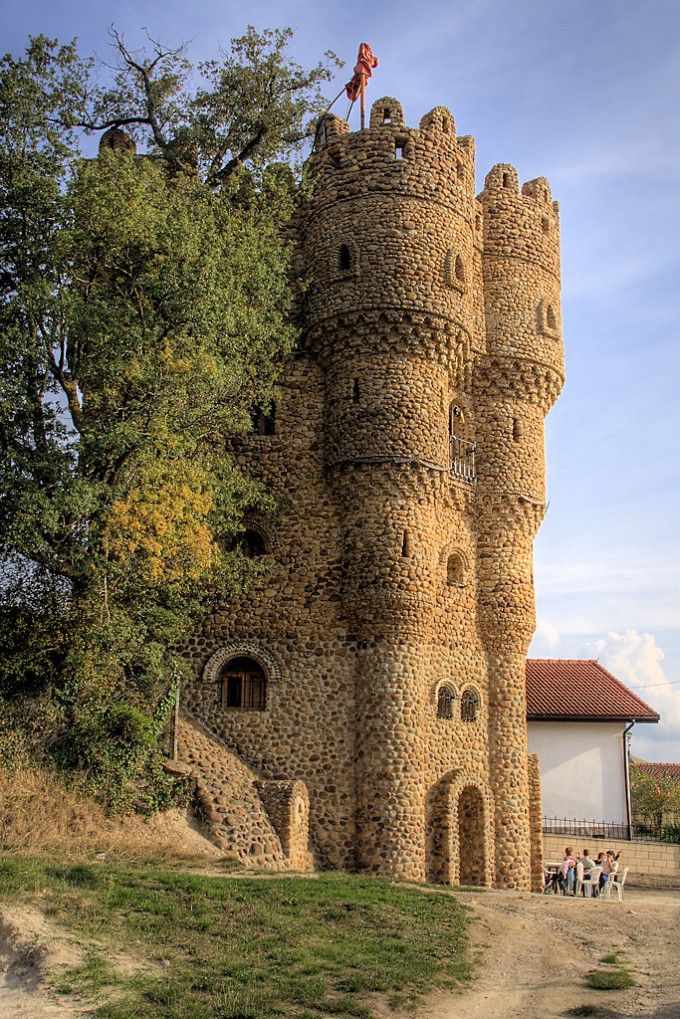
[427,887,680,1019]
[0,908,84,1018]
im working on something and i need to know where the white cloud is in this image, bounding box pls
[532,618,561,654]
[580,630,680,761]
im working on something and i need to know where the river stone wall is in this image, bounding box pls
[181,96,564,890]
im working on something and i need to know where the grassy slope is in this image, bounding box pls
[0,856,471,1019]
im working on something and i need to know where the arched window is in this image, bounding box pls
[437,685,455,719]
[447,552,465,586]
[339,244,352,271]
[546,304,557,330]
[449,402,465,438]
[250,403,276,436]
[231,528,266,558]
[461,688,480,722]
[444,251,466,289]
[220,656,267,710]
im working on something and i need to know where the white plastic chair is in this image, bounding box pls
[605,867,628,900]
[583,865,602,897]
[575,860,584,896]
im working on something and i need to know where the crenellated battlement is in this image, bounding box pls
[308,98,475,214]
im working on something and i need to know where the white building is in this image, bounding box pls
[526,660,659,829]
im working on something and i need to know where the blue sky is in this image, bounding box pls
[5,0,680,760]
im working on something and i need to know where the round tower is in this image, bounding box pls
[476,166,564,889]
[300,98,481,879]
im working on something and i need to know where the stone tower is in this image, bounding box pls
[183,97,564,891]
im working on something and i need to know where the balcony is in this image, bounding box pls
[450,436,476,484]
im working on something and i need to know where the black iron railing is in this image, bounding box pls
[450,436,476,483]
[542,815,680,845]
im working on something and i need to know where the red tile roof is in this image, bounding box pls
[631,760,680,783]
[526,659,660,723]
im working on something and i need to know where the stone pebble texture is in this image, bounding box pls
[181,97,564,890]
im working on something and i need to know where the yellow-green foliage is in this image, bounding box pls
[0,29,336,809]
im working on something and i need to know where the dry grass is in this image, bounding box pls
[0,766,221,863]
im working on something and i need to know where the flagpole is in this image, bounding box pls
[360,75,366,130]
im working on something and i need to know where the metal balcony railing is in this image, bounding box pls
[450,436,476,483]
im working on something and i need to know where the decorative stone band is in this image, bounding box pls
[475,496,547,539]
[475,355,564,408]
[304,310,472,373]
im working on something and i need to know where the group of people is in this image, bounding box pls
[544,847,622,896]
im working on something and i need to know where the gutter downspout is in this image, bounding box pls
[623,721,635,840]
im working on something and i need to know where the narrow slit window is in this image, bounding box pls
[339,244,352,271]
[352,377,360,402]
[395,141,405,160]
[250,404,276,435]
[401,530,410,557]
[447,552,464,586]
[546,305,557,330]
[502,172,511,188]
[383,109,391,124]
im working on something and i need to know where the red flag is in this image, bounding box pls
[345,43,379,102]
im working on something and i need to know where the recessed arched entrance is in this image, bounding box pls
[458,785,486,886]
[425,770,495,888]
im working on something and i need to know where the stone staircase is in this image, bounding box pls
[175,710,311,870]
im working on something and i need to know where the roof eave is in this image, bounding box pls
[527,714,659,724]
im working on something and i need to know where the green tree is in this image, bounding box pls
[0,30,339,808]
[630,767,680,834]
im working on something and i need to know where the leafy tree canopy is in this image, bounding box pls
[0,29,340,809]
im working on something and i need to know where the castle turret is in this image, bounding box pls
[475,167,564,887]
[299,98,486,879]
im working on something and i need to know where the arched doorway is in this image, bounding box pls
[458,785,486,886]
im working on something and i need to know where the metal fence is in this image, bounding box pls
[542,816,680,845]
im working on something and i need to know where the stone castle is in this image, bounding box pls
[179,96,565,891]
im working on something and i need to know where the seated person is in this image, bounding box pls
[596,851,609,891]
[560,847,577,894]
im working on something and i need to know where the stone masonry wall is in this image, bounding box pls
[181,95,565,891]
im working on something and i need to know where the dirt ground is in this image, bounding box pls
[1,881,679,1019]
[428,886,680,1019]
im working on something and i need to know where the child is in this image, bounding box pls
[560,847,577,894]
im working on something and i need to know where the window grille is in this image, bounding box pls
[220,657,267,710]
[461,688,480,722]
[437,686,454,719]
